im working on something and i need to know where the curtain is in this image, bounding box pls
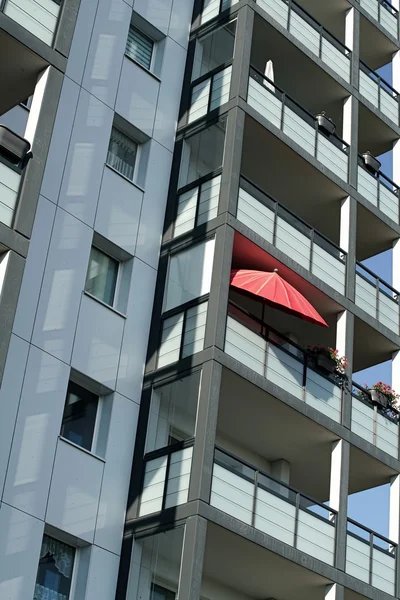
[39,536,74,578]
[34,584,67,600]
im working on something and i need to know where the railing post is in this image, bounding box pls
[369,531,374,586]
[375,276,380,321]
[309,228,315,273]
[293,492,300,549]
[251,471,259,527]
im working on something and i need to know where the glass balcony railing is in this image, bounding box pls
[359,61,399,126]
[355,262,400,333]
[357,158,400,224]
[211,447,337,565]
[346,518,397,595]
[225,303,342,422]
[256,0,351,82]
[3,0,61,46]
[138,443,194,517]
[237,177,347,294]
[351,382,399,458]
[173,173,221,238]
[200,0,239,24]
[188,64,232,124]
[360,0,399,39]
[0,125,31,228]
[248,68,349,182]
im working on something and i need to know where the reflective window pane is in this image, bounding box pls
[193,20,237,80]
[60,381,99,451]
[85,246,119,306]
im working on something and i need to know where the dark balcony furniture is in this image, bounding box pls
[316,112,336,136]
[0,125,31,167]
[314,352,337,375]
[362,151,381,176]
[369,388,389,408]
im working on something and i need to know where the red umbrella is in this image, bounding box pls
[230,269,328,328]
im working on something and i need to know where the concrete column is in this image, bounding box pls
[393,238,400,293]
[345,6,360,90]
[393,138,400,190]
[391,352,400,439]
[393,50,400,93]
[340,195,357,302]
[271,459,291,498]
[389,475,400,594]
[329,439,350,571]
[325,583,345,600]
[342,96,359,190]
[336,310,354,429]
[229,4,254,102]
[178,516,207,600]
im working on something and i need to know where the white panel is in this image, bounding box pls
[289,11,320,56]
[380,91,399,125]
[182,302,208,357]
[346,535,370,583]
[174,187,198,236]
[379,183,398,223]
[225,317,266,375]
[153,38,187,151]
[317,134,348,180]
[255,487,295,544]
[275,217,311,270]
[95,166,143,255]
[358,166,378,207]
[257,0,288,28]
[84,546,120,600]
[82,0,130,109]
[135,140,173,269]
[164,238,215,312]
[376,412,398,457]
[168,0,193,49]
[0,162,21,224]
[41,76,80,204]
[13,196,56,341]
[32,209,92,363]
[0,202,13,226]
[197,175,221,225]
[201,0,219,24]
[305,369,341,422]
[139,456,167,516]
[58,90,113,226]
[95,394,139,554]
[72,294,125,390]
[66,0,100,84]
[3,346,69,519]
[46,439,104,542]
[117,259,156,401]
[237,187,275,243]
[321,39,350,82]
[351,397,374,445]
[360,0,378,20]
[0,335,29,497]
[116,58,159,136]
[283,106,315,156]
[380,7,397,38]
[165,447,193,508]
[359,71,379,108]
[266,345,303,401]
[248,78,282,129]
[0,503,44,600]
[378,291,399,333]
[371,548,396,594]
[312,245,346,294]
[134,0,173,33]
[4,0,59,45]
[209,66,232,111]
[188,78,211,124]
[157,313,184,368]
[210,464,254,524]
[297,510,335,564]
[355,274,377,318]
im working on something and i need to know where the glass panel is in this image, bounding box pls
[146,372,201,453]
[85,246,119,306]
[192,20,236,80]
[34,535,75,600]
[127,528,184,600]
[60,381,99,451]
[107,127,138,181]
[163,238,215,312]
[178,118,226,188]
[126,26,154,70]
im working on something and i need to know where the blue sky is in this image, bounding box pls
[347,62,393,537]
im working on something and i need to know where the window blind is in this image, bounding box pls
[126,26,153,70]
[107,127,138,181]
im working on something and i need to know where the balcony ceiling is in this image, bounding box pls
[360,16,399,70]
[294,0,350,43]
[0,31,46,115]
[353,315,398,372]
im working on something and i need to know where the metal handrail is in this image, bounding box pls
[355,261,399,300]
[249,66,350,153]
[214,446,336,519]
[358,154,400,196]
[347,516,397,551]
[360,60,399,98]
[381,0,399,16]
[240,175,347,261]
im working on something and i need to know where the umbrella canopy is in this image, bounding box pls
[230,269,328,328]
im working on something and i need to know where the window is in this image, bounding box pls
[192,20,236,80]
[107,127,138,181]
[60,381,99,451]
[85,246,119,307]
[126,26,154,70]
[34,535,75,600]
[179,118,226,188]
[151,584,176,600]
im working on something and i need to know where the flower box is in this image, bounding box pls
[315,352,337,375]
[362,152,381,176]
[316,113,336,136]
[369,388,389,408]
[0,125,30,166]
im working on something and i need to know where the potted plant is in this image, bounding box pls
[368,382,399,409]
[316,112,336,136]
[307,345,348,376]
[361,151,381,176]
[0,125,31,166]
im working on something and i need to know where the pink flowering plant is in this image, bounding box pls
[370,382,400,406]
[307,344,348,374]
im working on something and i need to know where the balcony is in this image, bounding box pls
[355,262,400,333]
[359,61,399,127]
[225,303,342,423]
[2,0,61,46]
[0,125,31,227]
[360,0,399,40]
[236,177,347,295]
[256,0,351,83]
[247,68,349,182]
[357,158,399,224]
